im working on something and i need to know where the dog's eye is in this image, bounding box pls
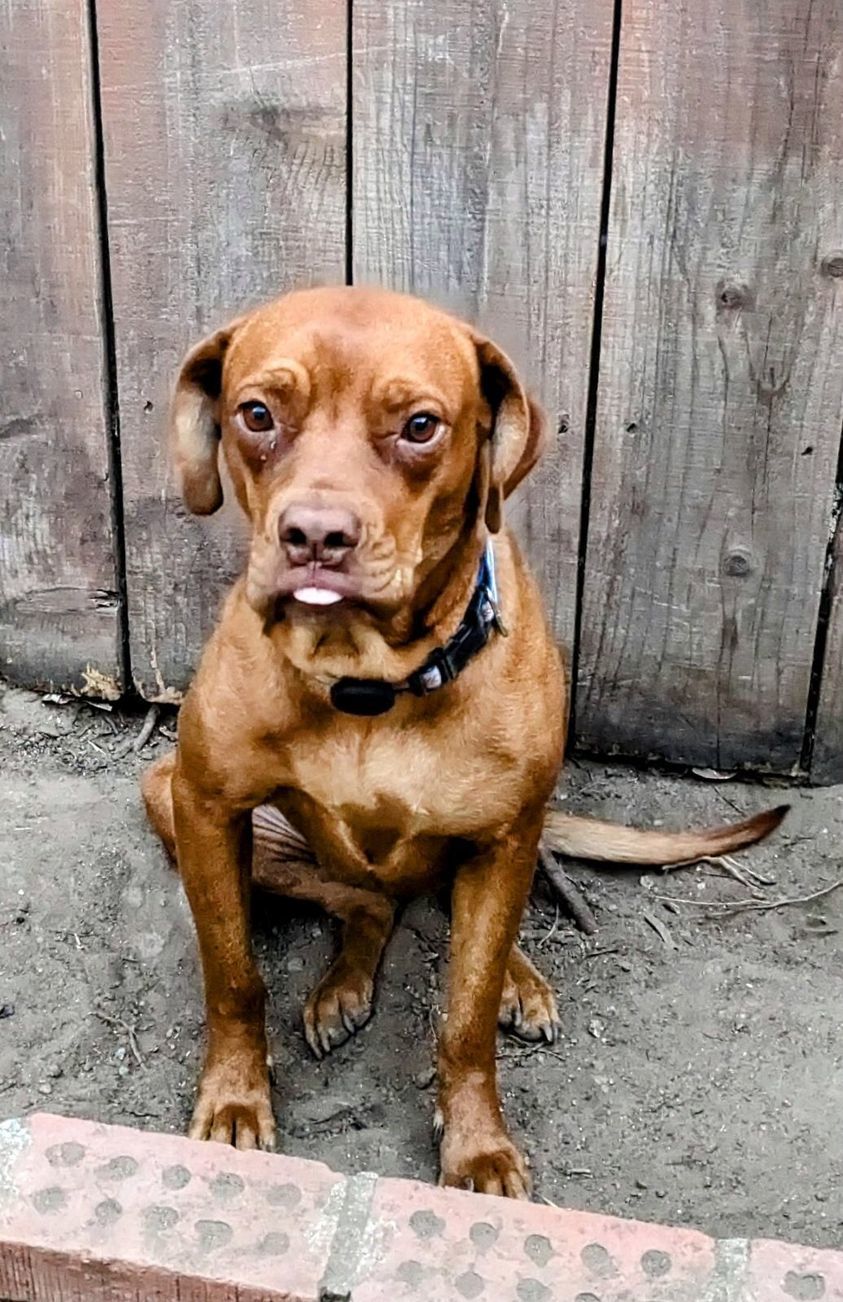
[400,412,440,444]
[239,401,274,433]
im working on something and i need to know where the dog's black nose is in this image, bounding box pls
[278,503,361,567]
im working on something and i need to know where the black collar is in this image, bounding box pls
[329,542,506,717]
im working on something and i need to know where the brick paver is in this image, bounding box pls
[0,1113,840,1300]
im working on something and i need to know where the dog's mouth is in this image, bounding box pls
[278,570,357,604]
[272,566,366,611]
[248,549,405,630]
[293,586,344,607]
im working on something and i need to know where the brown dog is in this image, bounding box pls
[142,286,786,1198]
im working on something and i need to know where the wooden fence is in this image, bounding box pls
[3,0,843,780]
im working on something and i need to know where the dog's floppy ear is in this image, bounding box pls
[469,331,547,533]
[170,321,240,515]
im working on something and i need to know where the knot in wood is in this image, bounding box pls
[716,280,752,310]
[821,252,843,279]
[723,548,753,578]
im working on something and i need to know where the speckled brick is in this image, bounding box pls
[748,1238,843,1300]
[0,1112,342,1300]
[3,1114,843,1301]
[355,1177,718,1300]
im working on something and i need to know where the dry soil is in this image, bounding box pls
[1,683,841,1248]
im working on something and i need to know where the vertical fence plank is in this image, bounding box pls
[353,0,614,651]
[98,2,347,699]
[0,0,122,696]
[577,0,843,773]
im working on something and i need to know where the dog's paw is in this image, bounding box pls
[498,961,559,1045]
[439,1129,531,1200]
[303,962,374,1059]
[188,1055,276,1152]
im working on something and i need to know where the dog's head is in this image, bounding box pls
[171,286,544,630]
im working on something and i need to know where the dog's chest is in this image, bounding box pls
[285,722,514,841]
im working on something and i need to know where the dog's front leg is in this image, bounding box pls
[172,769,275,1151]
[437,811,543,1198]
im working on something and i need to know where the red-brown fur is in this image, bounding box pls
[143,286,785,1197]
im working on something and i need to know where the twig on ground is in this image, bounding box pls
[705,854,774,890]
[497,1043,568,1065]
[703,854,774,892]
[536,845,598,935]
[660,853,775,889]
[537,904,560,948]
[95,1009,144,1067]
[110,705,160,760]
[133,705,160,753]
[642,908,677,950]
[647,878,843,917]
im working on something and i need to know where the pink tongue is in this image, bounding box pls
[293,587,343,606]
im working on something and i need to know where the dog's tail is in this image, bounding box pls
[253,798,788,870]
[541,804,788,866]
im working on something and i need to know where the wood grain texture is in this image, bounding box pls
[352,0,614,650]
[97,1,347,699]
[577,0,843,773]
[0,0,121,696]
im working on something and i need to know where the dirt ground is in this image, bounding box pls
[1,681,841,1249]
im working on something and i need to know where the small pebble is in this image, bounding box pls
[38,1083,52,1096]
[414,1067,436,1090]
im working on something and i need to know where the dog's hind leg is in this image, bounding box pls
[299,891,395,1058]
[499,944,560,1045]
[141,751,178,859]
[252,805,396,1058]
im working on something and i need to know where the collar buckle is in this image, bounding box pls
[409,645,457,696]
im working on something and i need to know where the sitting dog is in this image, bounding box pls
[143,286,786,1198]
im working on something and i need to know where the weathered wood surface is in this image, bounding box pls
[6,0,842,781]
[97,1,347,698]
[577,0,843,773]
[352,0,614,651]
[0,0,122,696]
